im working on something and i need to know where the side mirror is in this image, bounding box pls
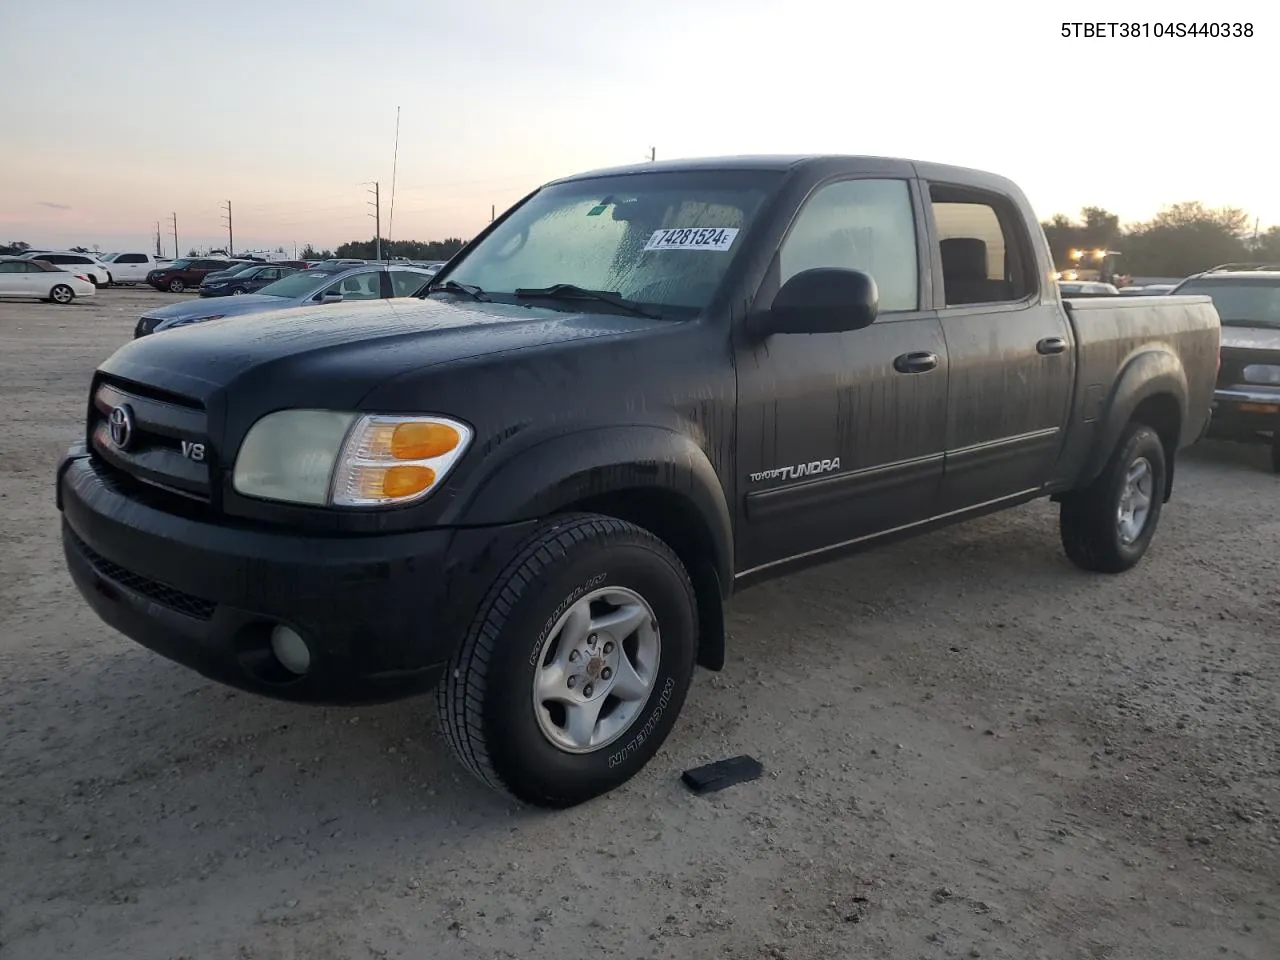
[319,292,343,303]
[756,267,879,337]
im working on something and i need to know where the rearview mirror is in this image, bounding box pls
[756,267,879,337]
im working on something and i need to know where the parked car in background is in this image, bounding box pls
[198,261,260,284]
[200,263,299,297]
[17,251,112,286]
[1058,281,1119,297]
[1169,264,1280,471]
[146,257,235,293]
[99,252,172,285]
[134,262,435,336]
[0,256,96,304]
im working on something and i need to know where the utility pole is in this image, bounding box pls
[154,221,162,257]
[366,181,381,261]
[650,147,656,162]
[491,204,495,223]
[171,213,178,260]
[220,200,233,256]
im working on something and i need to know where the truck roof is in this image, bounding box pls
[548,154,1024,195]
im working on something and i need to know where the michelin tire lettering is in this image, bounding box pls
[750,457,841,483]
[608,676,677,768]
[528,573,608,666]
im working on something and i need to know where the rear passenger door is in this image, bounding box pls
[922,181,1075,512]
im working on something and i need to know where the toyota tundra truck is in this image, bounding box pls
[56,155,1221,808]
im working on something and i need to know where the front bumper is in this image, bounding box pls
[1206,386,1280,442]
[57,445,536,705]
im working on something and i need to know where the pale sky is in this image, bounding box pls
[1,0,1273,254]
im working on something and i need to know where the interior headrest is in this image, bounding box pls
[940,237,989,280]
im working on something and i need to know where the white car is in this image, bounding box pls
[0,256,97,304]
[18,250,112,286]
[98,251,172,285]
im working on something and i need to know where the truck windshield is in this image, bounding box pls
[1176,278,1280,329]
[437,169,783,316]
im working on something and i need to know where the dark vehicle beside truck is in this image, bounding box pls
[146,257,235,293]
[56,155,1219,809]
[199,263,299,297]
[1169,264,1280,471]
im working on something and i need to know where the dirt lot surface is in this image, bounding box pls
[1,289,1277,960]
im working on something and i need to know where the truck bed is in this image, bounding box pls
[1052,294,1220,487]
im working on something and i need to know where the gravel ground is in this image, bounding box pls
[1,289,1277,960]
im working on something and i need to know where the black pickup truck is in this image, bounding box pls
[56,155,1220,808]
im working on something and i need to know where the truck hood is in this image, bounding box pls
[142,294,289,322]
[1220,324,1280,353]
[99,296,668,409]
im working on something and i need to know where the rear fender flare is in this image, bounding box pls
[1081,347,1187,491]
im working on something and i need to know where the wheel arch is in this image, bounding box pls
[1082,348,1187,502]
[452,425,734,671]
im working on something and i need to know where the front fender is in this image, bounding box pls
[450,425,734,590]
[1081,347,1188,485]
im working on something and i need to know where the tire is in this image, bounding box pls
[167,278,186,293]
[1060,422,1166,573]
[50,284,75,305]
[1270,432,1280,474]
[437,513,698,808]
[88,275,100,289]
[230,286,246,295]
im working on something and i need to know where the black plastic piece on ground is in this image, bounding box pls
[681,755,763,794]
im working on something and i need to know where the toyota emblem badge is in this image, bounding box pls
[108,404,135,449]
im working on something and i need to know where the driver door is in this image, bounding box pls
[734,176,949,575]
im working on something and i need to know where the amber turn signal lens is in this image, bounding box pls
[381,465,436,498]
[390,421,460,460]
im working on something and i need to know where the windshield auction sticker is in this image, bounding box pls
[644,227,739,252]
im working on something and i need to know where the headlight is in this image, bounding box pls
[232,410,473,507]
[1242,364,1280,385]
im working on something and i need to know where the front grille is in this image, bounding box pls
[68,529,216,620]
[89,376,213,502]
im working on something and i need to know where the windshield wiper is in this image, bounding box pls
[514,283,660,319]
[429,279,490,302]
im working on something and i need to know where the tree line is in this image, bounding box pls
[300,237,468,262]
[1042,203,1279,278]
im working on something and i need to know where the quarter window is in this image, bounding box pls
[928,185,1036,306]
[779,179,919,312]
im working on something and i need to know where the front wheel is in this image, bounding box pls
[1270,431,1279,474]
[230,286,246,295]
[437,514,698,808]
[167,278,186,293]
[1060,422,1167,573]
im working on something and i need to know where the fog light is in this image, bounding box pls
[270,625,312,675]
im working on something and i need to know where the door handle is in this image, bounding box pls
[893,351,939,374]
[1037,336,1068,355]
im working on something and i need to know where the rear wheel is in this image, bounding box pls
[1270,431,1279,474]
[437,514,698,808]
[1060,422,1167,573]
[50,284,75,305]
[167,278,186,293]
